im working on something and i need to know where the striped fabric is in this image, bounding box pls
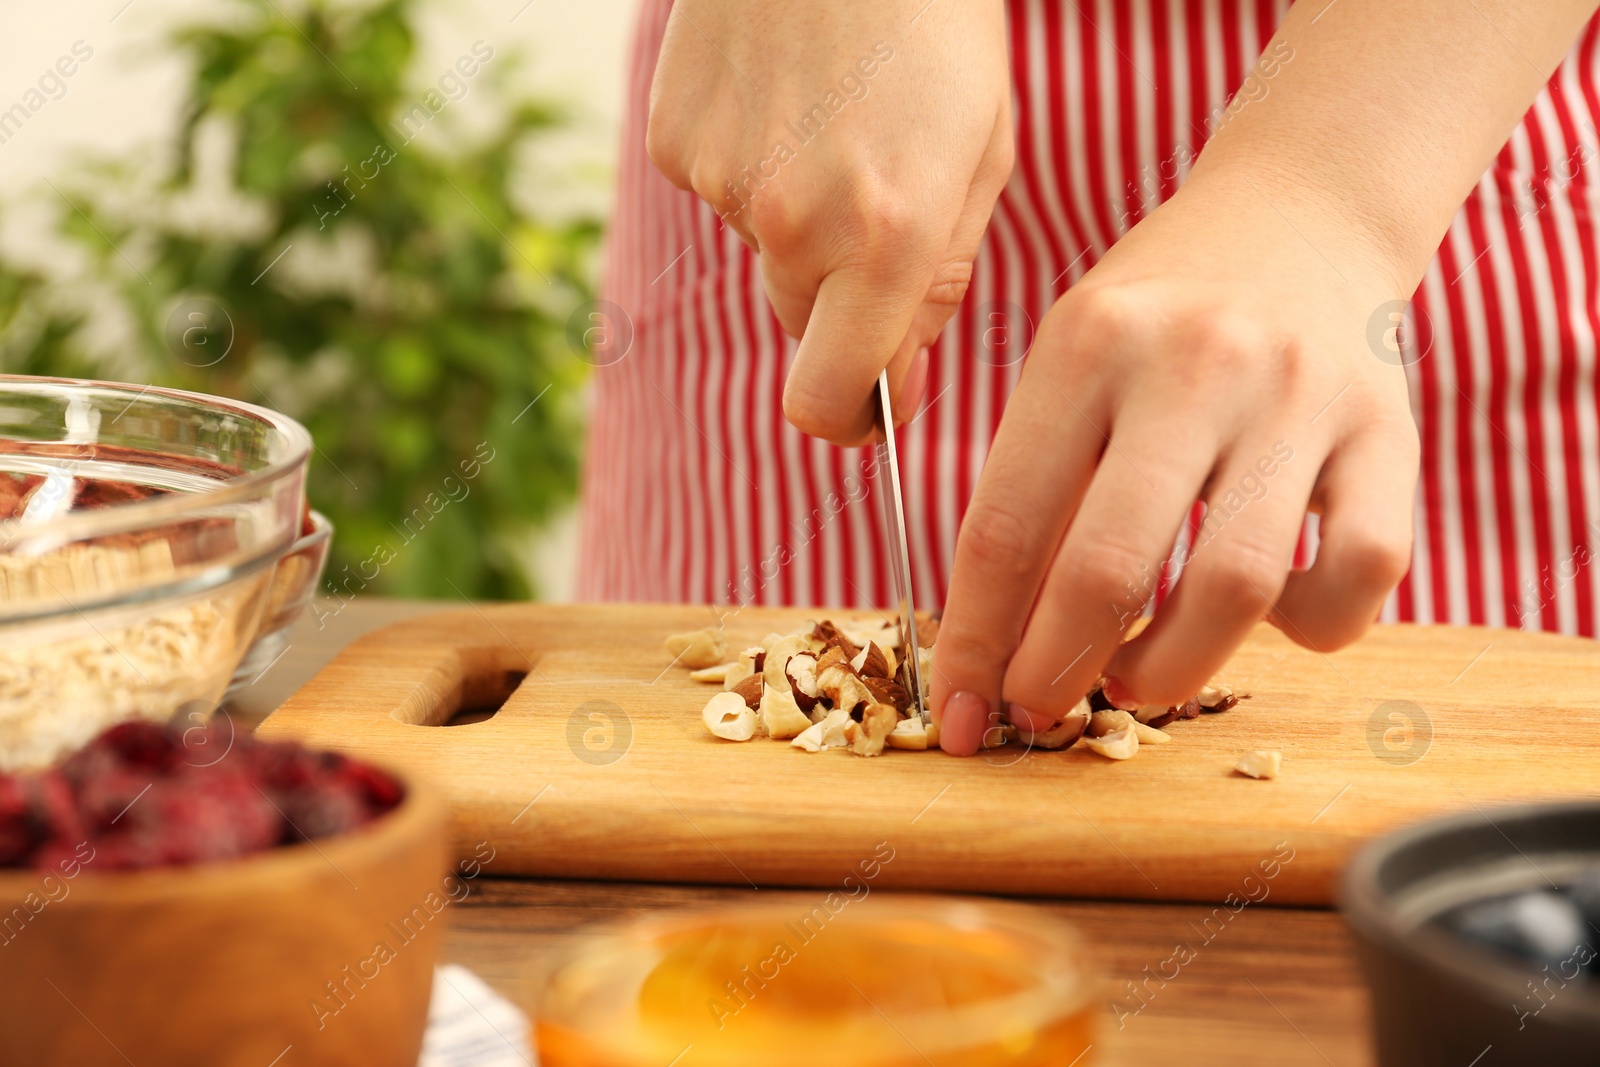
[577,0,1600,639]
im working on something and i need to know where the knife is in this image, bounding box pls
[874,370,927,724]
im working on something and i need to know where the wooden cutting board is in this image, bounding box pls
[258,604,1600,905]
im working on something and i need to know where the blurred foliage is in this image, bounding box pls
[0,0,598,599]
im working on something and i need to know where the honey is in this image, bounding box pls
[536,897,1095,1067]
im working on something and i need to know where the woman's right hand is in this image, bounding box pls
[646,0,1013,443]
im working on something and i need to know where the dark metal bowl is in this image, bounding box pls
[1342,801,1600,1066]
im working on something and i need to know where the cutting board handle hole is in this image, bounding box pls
[444,669,526,726]
[390,647,531,726]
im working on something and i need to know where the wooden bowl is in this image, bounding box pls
[0,770,448,1066]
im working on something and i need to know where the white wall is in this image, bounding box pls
[1,0,642,601]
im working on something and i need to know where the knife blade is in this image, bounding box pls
[874,370,927,724]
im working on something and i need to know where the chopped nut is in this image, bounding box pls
[816,655,873,717]
[818,708,852,748]
[785,652,822,715]
[841,623,898,656]
[862,676,911,714]
[1133,704,1176,728]
[791,719,827,752]
[1088,709,1136,738]
[731,674,765,709]
[763,635,809,691]
[1235,750,1281,779]
[851,642,892,680]
[759,632,789,653]
[885,716,930,750]
[702,691,758,741]
[760,684,813,740]
[666,628,728,670]
[689,664,734,684]
[811,621,860,659]
[1015,705,1091,750]
[1197,684,1239,713]
[1130,721,1171,745]
[844,702,899,757]
[1081,725,1140,760]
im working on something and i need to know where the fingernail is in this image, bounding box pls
[938,691,988,757]
[1006,704,1059,732]
[896,348,930,424]
[1102,677,1139,711]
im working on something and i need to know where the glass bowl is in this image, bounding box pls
[226,509,333,697]
[533,895,1098,1067]
[0,375,311,770]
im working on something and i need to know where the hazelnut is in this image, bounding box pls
[759,684,813,740]
[689,664,734,684]
[885,716,930,751]
[1088,709,1136,738]
[844,702,899,757]
[702,691,758,741]
[791,719,827,752]
[811,621,860,659]
[1133,704,1177,728]
[763,634,809,691]
[1081,725,1139,760]
[1015,705,1090,750]
[785,652,823,714]
[665,627,728,670]
[850,641,893,680]
[818,708,852,748]
[1234,750,1281,779]
[1197,684,1239,713]
[862,676,910,713]
[1130,721,1171,745]
[731,673,765,709]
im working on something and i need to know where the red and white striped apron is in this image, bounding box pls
[578,0,1600,639]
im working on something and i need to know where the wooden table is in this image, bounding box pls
[236,598,1375,1067]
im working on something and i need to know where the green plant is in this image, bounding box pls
[0,0,598,599]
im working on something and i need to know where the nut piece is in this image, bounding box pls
[818,708,852,748]
[850,642,893,680]
[1088,709,1136,738]
[1235,750,1282,779]
[885,716,930,751]
[723,646,765,692]
[1015,705,1091,750]
[862,676,911,714]
[785,652,823,715]
[666,628,728,670]
[763,635,809,691]
[1130,721,1171,745]
[702,691,758,741]
[816,651,874,716]
[791,719,827,752]
[689,663,734,684]
[1197,684,1239,713]
[731,673,765,709]
[844,702,899,757]
[1081,725,1140,760]
[760,684,813,740]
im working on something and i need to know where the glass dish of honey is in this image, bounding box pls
[534,895,1096,1067]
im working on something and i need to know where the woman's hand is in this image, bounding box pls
[646,0,1013,443]
[929,164,1421,755]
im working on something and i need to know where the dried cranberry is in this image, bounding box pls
[25,773,85,847]
[0,778,37,866]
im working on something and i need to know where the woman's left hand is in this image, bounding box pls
[928,162,1421,755]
